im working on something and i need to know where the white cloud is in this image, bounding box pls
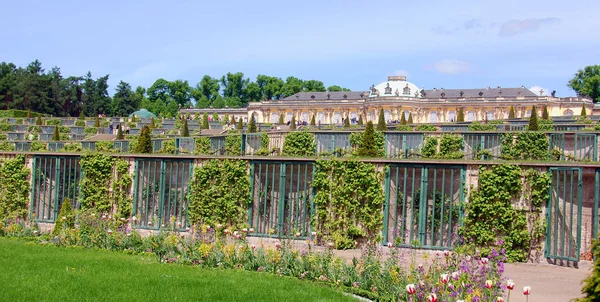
[392,69,410,77]
[498,17,560,37]
[432,60,471,74]
[529,85,550,96]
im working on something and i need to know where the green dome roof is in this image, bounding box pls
[129,109,157,119]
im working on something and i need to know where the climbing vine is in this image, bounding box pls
[158,139,177,154]
[415,124,437,131]
[225,133,242,156]
[312,159,384,249]
[256,132,271,156]
[421,134,464,159]
[79,152,115,213]
[112,159,133,219]
[349,131,385,157]
[459,164,550,262]
[195,137,211,155]
[283,132,316,156]
[187,159,250,228]
[0,155,30,221]
[501,132,549,160]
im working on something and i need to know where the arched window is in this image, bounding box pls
[301,112,309,122]
[404,110,410,120]
[271,113,279,123]
[369,111,375,121]
[317,112,325,123]
[286,112,293,122]
[384,110,391,122]
[333,112,341,124]
[430,111,438,123]
[467,111,475,121]
[564,109,573,116]
[448,111,456,122]
[525,110,531,118]
[486,111,495,121]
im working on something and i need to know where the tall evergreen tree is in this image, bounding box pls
[344,116,350,128]
[202,112,209,129]
[182,118,190,137]
[26,109,31,118]
[528,105,539,131]
[358,114,363,125]
[111,81,138,117]
[582,104,588,117]
[508,106,516,119]
[116,125,124,140]
[576,239,600,301]
[237,117,244,130]
[456,108,464,122]
[357,121,378,157]
[94,116,100,127]
[135,125,152,153]
[149,117,156,129]
[279,114,285,125]
[248,113,257,133]
[377,108,386,131]
[408,112,414,124]
[35,116,42,125]
[230,115,236,125]
[400,112,407,125]
[52,126,60,141]
[542,105,550,120]
[310,114,316,126]
[290,114,296,130]
[79,110,85,120]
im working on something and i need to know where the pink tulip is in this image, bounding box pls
[480,257,489,265]
[440,274,449,284]
[485,280,494,289]
[249,228,254,233]
[275,242,281,249]
[451,271,460,280]
[354,241,358,247]
[406,284,416,295]
[295,232,301,237]
[233,231,239,236]
[120,218,126,222]
[161,224,165,228]
[148,221,152,226]
[443,250,450,257]
[224,229,230,234]
[387,242,393,248]
[216,223,223,229]
[507,279,515,290]
[426,293,438,302]
[242,228,248,233]
[61,216,66,221]
[311,231,316,237]
[186,227,190,231]
[523,286,531,295]
[132,216,136,221]
[251,244,256,250]
[107,229,113,235]
[496,297,504,302]
[327,242,334,249]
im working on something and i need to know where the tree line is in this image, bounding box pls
[0,60,351,118]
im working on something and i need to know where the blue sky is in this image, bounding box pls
[1,0,598,97]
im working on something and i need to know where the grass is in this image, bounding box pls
[0,238,356,302]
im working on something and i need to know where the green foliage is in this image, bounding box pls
[343,117,350,128]
[508,106,516,119]
[75,120,85,127]
[312,159,384,249]
[79,111,85,120]
[60,143,82,152]
[134,126,152,153]
[248,113,257,133]
[79,152,115,213]
[528,106,539,131]
[0,109,42,118]
[84,127,97,136]
[225,133,242,156]
[95,141,115,153]
[52,199,75,236]
[351,125,384,157]
[0,141,14,151]
[0,122,11,132]
[112,159,133,219]
[26,110,31,118]
[542,105,549,119]
[460,165,550,262]
[468,122,496,131]
[94,116,100,128]
[290,115,296,130]
[421,136,438,158]
[376,108,386,131]
[45,119,61,126]
[282,132,316,156]
[310,115,316,126]
[400,112,407,125]
[538,119,554,131]
[568,65,600,102]
[0,156,30,221]
[577,239,600,301]
[195,137,211,155]
[181,119,189,137]
[230,115,235,125]
[256,132,271,156]
[149,117,156,129]
[236,117,243,130]
[456,108,464,122]
[158,139,177,154]
[116,125,124,140]
[357,114,363,125]
[30,141,46,151]
[188,159,250,228]
[51,126,60,141]
[396,124,412,131]
[35,116,42,125]
[581,104,588,117]
[356,121,381,157]
[212,112,219,122]
[415,124,437,131]
[501,132,549,160]
[438,134,464,159]
[202,113,209,130]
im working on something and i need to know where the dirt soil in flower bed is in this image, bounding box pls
[247,237,591,302]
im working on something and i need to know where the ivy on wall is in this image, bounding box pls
[282,132,316,156]
[255,132,271,156]
[0,155,30,221]
[112,159,133,219]
[194,137,211,155]
[459,164,550,262]
[79,152,115,213]
[501,132,549,160]
[312,159,384,249]
[421,134,464,159]
[225,133,242,156]
[187,159,250,228]
[158,139,177,154]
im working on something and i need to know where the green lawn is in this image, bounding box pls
[0,238,356,301]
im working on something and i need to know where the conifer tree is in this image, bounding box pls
[79,111,85,120]
[182,119,190,137]
[230,115,236,125]
[576,239,600,301]
[52,199,74,236]
[212,112,219,122]
[528,105,539,131]
[116,125,124,140]
[582,104,588,117]
[36,116,42,125]
[408,112,414,124]
[52,126,60,141]
[94,116,100,127]
[400,112,407,125]
[456,108,464,122]
[135,125,152,153]
[248,113,257,133]
[26,110,32,118]
[202,112,209,129]
[542,105,550,120]
[508,106,516,119]
[290,115,296,130]
[237,117,244,130]
[224,114,229,123]
[357,121,378,157]
[279,114,285,125]
[377,108,387,131]
[344,116,351,128]
[149,117,155,129]
[310,115,316,126]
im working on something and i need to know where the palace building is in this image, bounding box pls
[183,75,593,124]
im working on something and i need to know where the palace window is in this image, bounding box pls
[525,110,531,117]
[467,111,475,121]
[430,111,438,123]
[301,112,309,122]
[384,110,391,122]
[486,111,494,121]
[333,112,341,124]
[564,109,573,116]
[271,113,279,123]
[448,111,456,122]
[317,112,325,123]
[286,112,293,122]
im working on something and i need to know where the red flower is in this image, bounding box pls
[523,286,531,295]
[426,293,438,302]
[406,284,416,295]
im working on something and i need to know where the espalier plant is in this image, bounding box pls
[501,132,549,160]
[282,132,316,156]
[0,155,30,221]
[79,152,115,213]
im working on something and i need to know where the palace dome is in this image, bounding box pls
[369,76,421,98]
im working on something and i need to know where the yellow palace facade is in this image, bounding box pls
[183,76,594,124]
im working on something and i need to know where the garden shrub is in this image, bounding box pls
[283,132,316,156]
[0,155,30,221]
[437,134,464,159]
[79,152,115,213]
[255,132,270,156]
[468,122,496,131]
[501,132,549,161]
[248,113,257,133]
[350,126,385,157]
[0,141,14,151]
[187,159,250,228]
[84,127,97,136]
[158,139,177,155]
[134,126,152,153]
[396,124,412,131]
[376,108,386,131]
[75,120,85,127]
[415,124,437,131]
[421,136,438,158]
[45,119,61,126]
[60,143,82,152]
[30,141,46,151]
[225,133,242,156]
[195,137,211,155]
[112,159,133,219]
[0,122,11,132]
[96,141,116,153]
[52,199,75,236]
[312,159,384,249]
[356,121,382,157]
